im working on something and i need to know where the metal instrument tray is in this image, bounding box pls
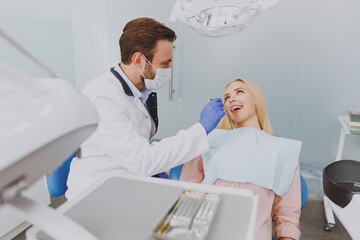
[153,190,220,240]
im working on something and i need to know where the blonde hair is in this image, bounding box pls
[218,78,273,135]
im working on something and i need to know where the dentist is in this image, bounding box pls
[66,17,225,199]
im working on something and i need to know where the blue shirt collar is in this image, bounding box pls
[114,64,151,104]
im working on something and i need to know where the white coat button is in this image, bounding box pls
[146,116,149,118]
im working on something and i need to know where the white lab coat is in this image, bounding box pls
[66,70,209,199]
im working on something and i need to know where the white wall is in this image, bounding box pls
[70,0,111,89]
[0,0,75,85]
[293,0,360,165]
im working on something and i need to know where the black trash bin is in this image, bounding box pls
[323,160,360,208]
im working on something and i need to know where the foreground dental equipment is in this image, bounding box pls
[202,128,301,197]
[0,28,99,239]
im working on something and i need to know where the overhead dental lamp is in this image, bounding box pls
[0,29,99,239]
[169,0,278,37]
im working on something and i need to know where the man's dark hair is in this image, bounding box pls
[120,17,177,64]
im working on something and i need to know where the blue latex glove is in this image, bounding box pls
[199,98,225,135]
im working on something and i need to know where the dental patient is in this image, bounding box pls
[180,78,302,240]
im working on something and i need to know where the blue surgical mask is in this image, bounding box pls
[139,55,171,90]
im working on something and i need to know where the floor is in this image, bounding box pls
[8,197,352,240]
[299,199,351,240]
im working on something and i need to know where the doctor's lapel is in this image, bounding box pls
[110,67,158,136]
[145,92,158,129]
[136,97,158,135]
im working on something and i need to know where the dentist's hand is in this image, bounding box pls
[199,98,225,135]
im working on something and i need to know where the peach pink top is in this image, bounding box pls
[179,156,301,240]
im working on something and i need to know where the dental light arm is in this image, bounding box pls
[169,0,278,37]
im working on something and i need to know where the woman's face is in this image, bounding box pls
[224,81,260,129]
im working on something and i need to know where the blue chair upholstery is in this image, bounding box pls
[169,164,183,180]
[46,152,76,197]
[47,150,169,197]
[170,163,308,209]
[300,174,308,209]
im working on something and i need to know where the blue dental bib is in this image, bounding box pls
[202,128,302,197]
